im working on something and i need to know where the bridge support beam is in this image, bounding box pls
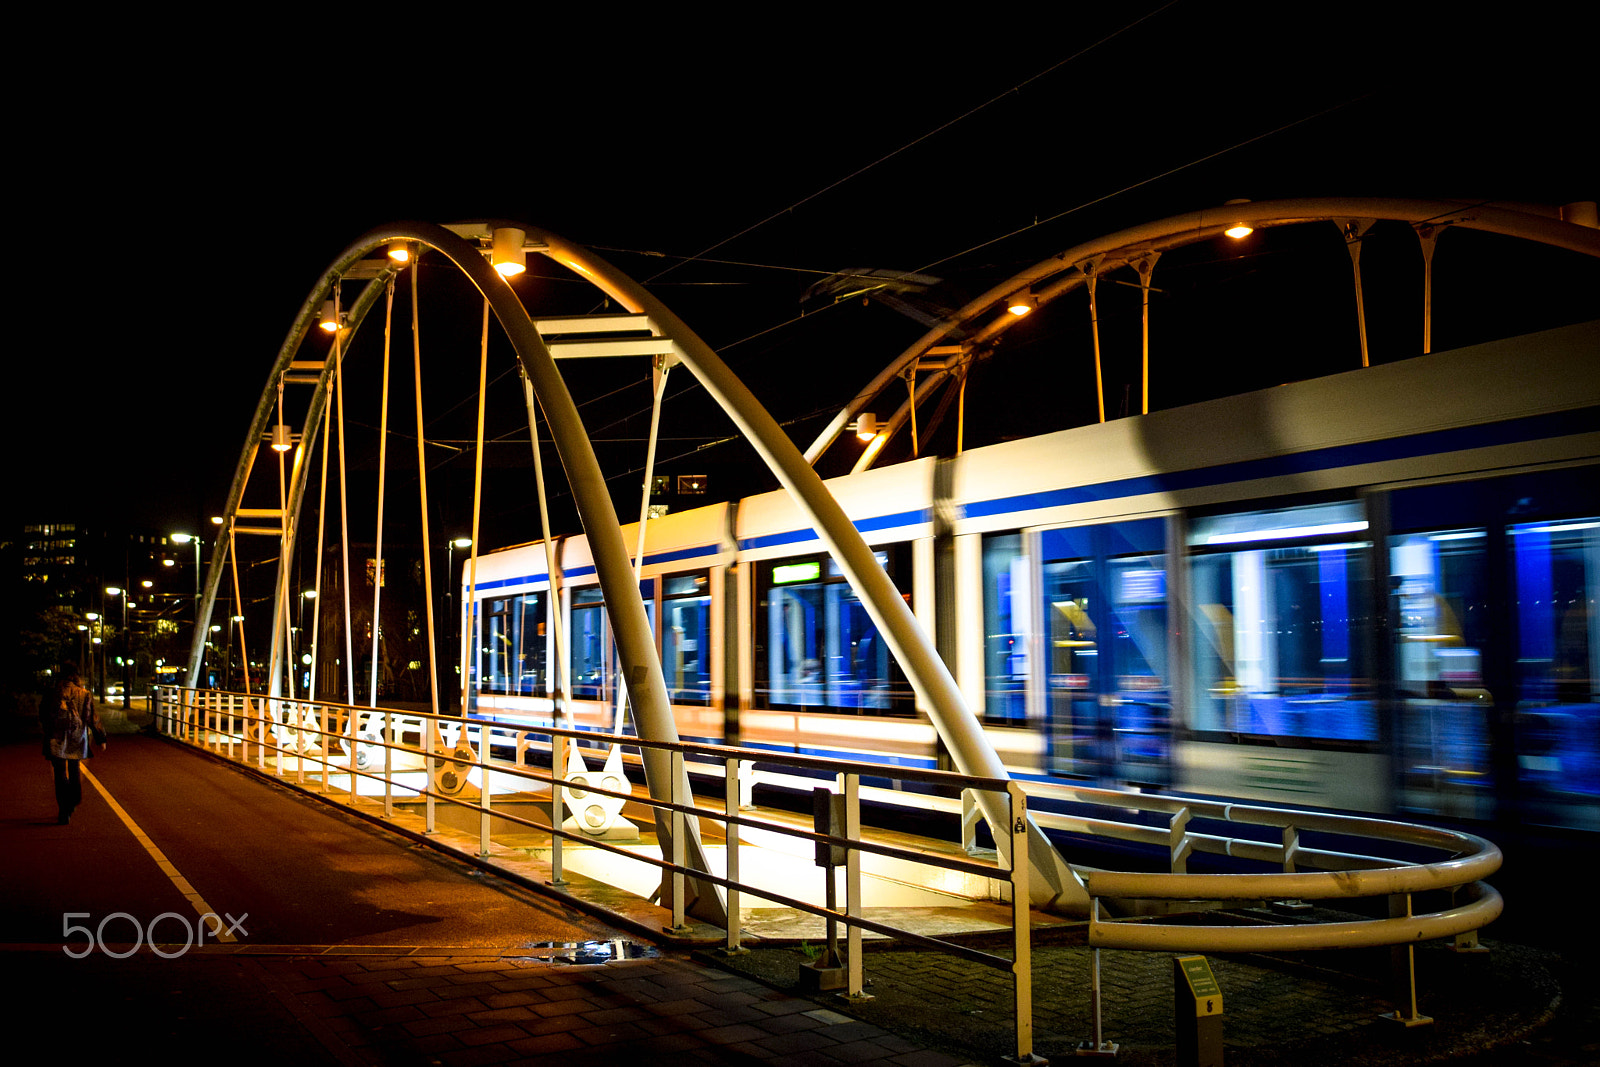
[521,226,1085,909]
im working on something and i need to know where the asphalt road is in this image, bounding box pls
[0,729,631,953]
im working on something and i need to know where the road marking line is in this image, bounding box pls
[81,765,237,943]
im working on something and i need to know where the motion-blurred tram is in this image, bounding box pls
[464,321,1600,833]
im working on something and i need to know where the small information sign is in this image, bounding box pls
[1178,955,1224,1016]
[1174,954,1224,1067]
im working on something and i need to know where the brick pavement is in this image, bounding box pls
[705,931,1567,1067]
[245,949,979,1066]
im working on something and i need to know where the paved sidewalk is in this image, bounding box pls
[707,927,1576,1066]
[5,943,974,1066]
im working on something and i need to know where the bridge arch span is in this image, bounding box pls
[807,196,1600,471]
[188,219,1083,915]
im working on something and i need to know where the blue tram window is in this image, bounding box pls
[1512,518,1600,830]
[662,572,712,705]
[1189,501,1375,743]
[982,533,1028,725]
[758,548,911,716]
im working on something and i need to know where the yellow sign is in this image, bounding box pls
[1177,955,1223,1016]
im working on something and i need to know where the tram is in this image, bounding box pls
[463,320,1599,833]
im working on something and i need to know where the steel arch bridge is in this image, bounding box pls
[182,203,1596,925]
[184,219,1086,925]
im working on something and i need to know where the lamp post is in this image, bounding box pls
[105,586,129,708]
[208,624,222,688]
[170,533,202,685]
[300,589,317,698]
[84,614,101,695]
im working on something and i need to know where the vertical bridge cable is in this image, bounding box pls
[956,363,968,456]
[369,277,395,710]
[458,298,490,724]
[308,372,330,707]
[612,357,673,734]
[411,254,442,719]
[1135,253,1160,415]
[520,366,569,722]
[1416,224,1441,354]
[276,378,296,703]
[228,520,249,697]
[334,284,357,711]
[1087,260,1106,424]
[1338,218,1376,368]
[904,365,919,458]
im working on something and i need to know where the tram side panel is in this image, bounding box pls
[463,321,1598,831]
[943,323,1599,828]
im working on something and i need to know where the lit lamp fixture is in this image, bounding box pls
[1225,223,1254,239]
[387,239,410,263]
[490,227,527,277]
[319,300,339,332]
[162,559,174,567]
[271,423,294,452]
[1007,290,1035,316]
[854,412,878,441]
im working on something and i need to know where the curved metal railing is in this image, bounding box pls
[152,685,1503,1049]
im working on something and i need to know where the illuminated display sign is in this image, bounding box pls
[772,561,822,584]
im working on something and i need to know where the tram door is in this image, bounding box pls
[1390,472,1600,832]
[1038,519,1170,785]
[1511,515,1600,830]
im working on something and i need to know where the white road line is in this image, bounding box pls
[80,765,238,943]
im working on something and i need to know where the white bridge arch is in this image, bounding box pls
[185,219,1084,924]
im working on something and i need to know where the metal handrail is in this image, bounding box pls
[153,686,1041,1062]
[153,685,1504,1048]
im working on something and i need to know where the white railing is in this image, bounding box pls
[152,686,1502,1047]
[153,686,1040,1062]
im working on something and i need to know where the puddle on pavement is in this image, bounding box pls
[512,939,658,965]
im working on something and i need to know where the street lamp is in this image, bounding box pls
[83,614,98,689]
[170,533,202,675]
[105,586,129,708]
[299,590,317,696]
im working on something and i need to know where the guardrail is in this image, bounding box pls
[153,686,1503,1051]
[153,687,1041,1062]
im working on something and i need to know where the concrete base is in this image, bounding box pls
[563,814,641,842]
[797,960,847,992]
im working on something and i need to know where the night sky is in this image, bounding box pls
[15,8,1595,549]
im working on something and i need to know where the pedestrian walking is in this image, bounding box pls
[42,663,106,824]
